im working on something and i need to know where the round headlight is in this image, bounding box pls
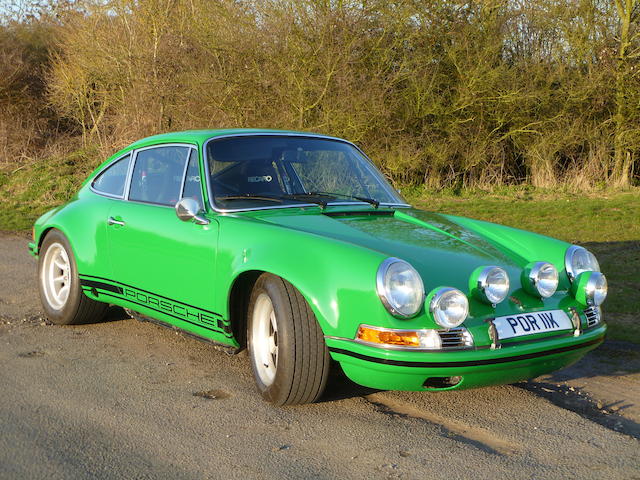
[572,271,608,306]
[477,266,510,305]
[376,258,425,318]
[429,287,469,328]
[587,272,608,306]
[565,246,600,282]
[585,272,608,306]
[527,262,559,298]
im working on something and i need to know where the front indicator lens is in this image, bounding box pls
[356,325,442,349]
[572,271,608,306]
[428,287,469,328]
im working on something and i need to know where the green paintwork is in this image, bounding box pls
[30,129,606,392]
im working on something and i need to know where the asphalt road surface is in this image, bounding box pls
[1,233,638,480]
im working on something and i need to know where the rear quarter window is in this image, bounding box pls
[92,154,131,198]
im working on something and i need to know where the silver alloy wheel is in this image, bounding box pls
[251,293,279,386]
[41,242,72,310]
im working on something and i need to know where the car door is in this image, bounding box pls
[106,144,228,340]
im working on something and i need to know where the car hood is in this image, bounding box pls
[254,207,557,292]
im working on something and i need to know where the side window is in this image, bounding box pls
[181,149,204,210]
[129,146,189,206]
[92,154,131,197]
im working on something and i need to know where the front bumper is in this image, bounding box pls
[326,324,606,391]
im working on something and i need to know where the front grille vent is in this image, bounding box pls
[438,328,474,349]
[583,306,601,328]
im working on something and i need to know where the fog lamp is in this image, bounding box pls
[572,271,608,306]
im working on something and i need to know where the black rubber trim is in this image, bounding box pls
[328,336,604,368]
[79,274,221,316]
[128,309,237,351]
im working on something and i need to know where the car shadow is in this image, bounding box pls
[320,361,640,439]
[100,305,131,323]
[319,363,383,402]
[545,339,640,380]
[517,380,640,439]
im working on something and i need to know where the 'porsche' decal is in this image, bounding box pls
[79,274,232,337]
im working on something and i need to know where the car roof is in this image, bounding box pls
[128,128,342,150]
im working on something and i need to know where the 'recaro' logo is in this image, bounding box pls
[247,175,272,183]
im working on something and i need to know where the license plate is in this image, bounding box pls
[493,310,573,340]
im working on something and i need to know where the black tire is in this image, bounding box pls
[247,273,330,406]
[37,229,108,325]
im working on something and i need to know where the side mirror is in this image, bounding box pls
[176,198,210,225]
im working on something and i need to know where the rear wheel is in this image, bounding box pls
[38,229,107,325]
[247,273,330,405]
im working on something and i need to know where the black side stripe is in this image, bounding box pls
[94,291,233,337]
[79,274,221,317]
[80,279,123,295]
[328,336,604,368]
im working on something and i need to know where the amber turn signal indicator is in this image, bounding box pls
[357,325,421,347]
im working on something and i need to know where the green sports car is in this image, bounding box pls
[30,129,608,405]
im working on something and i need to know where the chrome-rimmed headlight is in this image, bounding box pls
[524,262,559,298]
[572,271,608,306]
[376,257,425,318]
[474,266,510,305]
[565,245,600,282]
[428,287,469,329]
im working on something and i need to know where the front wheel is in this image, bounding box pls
[38,229,107,325]
[247,274,330,405]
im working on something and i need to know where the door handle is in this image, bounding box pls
[107,216,126,226]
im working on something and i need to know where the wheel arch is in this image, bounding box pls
[37,226,57,251]
[38,226,77,258]
[37,226,85,282]
[227,268,335,351]
[215,216,394,343]
[228,269,264,350]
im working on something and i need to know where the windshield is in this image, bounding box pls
[206,135,406,210]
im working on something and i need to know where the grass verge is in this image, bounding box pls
[0,147,101,231]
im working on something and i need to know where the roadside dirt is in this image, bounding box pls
[1,233,639,479]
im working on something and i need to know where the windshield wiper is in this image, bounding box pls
[216,194,320,207]
[301,191,380,208]
[281,193,328,209]
[216,192,377,210]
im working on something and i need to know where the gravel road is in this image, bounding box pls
[1,233,638,480]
